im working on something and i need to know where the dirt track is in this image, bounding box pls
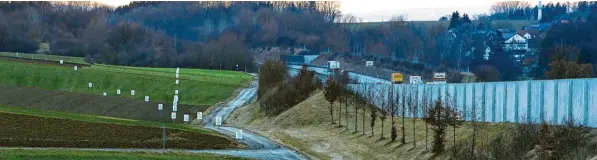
[0,85,208,122]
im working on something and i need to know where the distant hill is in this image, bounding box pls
[342,20,539,30]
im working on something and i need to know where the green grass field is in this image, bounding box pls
[0,105,214,135]
[0,149,246,160]
[0,57,252,106]
[0,52,87,64]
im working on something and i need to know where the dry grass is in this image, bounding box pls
[227,91,518,160]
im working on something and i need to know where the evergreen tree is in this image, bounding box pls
[461,13,472,24]
[448,11,461,29]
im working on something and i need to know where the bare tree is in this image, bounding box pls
[471,94,479,157]
[400,86,407,144]
[390,85,397,141]
[490,1,531,19]
[369,85,378,136]
[379,86,389,139]
[422,88,430,151]
[324,78,340,124]
[410,85,418,147]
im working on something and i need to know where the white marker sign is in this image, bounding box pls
[88,82,93,88]
[215,116,222,126]
[176,80,179,84]
[197,112,203,120]
[103,92,107,96]
[74,66,78,71]
[117,89,121,95]
[176,68,180,74]
[158,104,163,110]
[183,114,189,122]
[366,61,373,67]
[145,96,149,102]
[176,73,179,78]
[410,76,422,84]
[235,130,243,139]
[171,112,176,120]
[175,90,179,95]
[173,95,179,101]
[60,60,64,64]
[130,90,135,96]
[172,103,178,112]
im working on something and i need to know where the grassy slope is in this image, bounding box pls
[0,52,87,64]
[0,149,246,160]
[227,91,512,160]
[0,105,214,135]
[0,57,251,106]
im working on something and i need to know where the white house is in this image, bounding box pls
[502,32,528,51]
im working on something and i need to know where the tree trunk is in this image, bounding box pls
[425,121,428,151]
[330,103,334,124]
[413,116,416,147]
[363,108,366,135]
[472,120,476,157]
[453,121,456,152]
[401,95,406,144]
[338,99,342,126]
[371,121,374,136]
[401,111,406,144]
[345,98,348,128]
[355,105,358,132]
[381,119,384,139]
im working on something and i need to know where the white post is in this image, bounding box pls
[145,96,149,104]
[215,116,222,126]
[60,60,64,64]
[172,102,178,112]
[197,112,203,120]
[171,112,176,122]
[88,82,92,88]
[175,90,179,95]
[117,89,121,95]
[74,66,78,71]
[158,104,163,111]
[176,80,179,85]
[130,90,135,96]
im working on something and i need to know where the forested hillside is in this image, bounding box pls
[1,1,597,80]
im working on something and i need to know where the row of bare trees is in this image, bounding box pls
[324,78,467,153]
[325,80,597,159]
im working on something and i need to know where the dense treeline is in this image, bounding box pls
[487,1,597,22]
[0,1,340,70]
[258,59,321,116]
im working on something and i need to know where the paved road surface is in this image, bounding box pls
[197,81,308,160]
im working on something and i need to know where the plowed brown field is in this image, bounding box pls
[0,112,242,149]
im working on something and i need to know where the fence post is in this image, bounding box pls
[492,83,496,122]
[503,83,507,122]
[482,83,486,122]
[463,84,467,120]
[554,81,559,124]
[514,82,519,123]
[584,79,589,126]
[568,80,573,123]
[540,81,545,122]
[527,81,532,123]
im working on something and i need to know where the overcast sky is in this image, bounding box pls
[97,0,572,21]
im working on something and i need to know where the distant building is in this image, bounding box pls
[502,31,528,51]
[523,23,552,32]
